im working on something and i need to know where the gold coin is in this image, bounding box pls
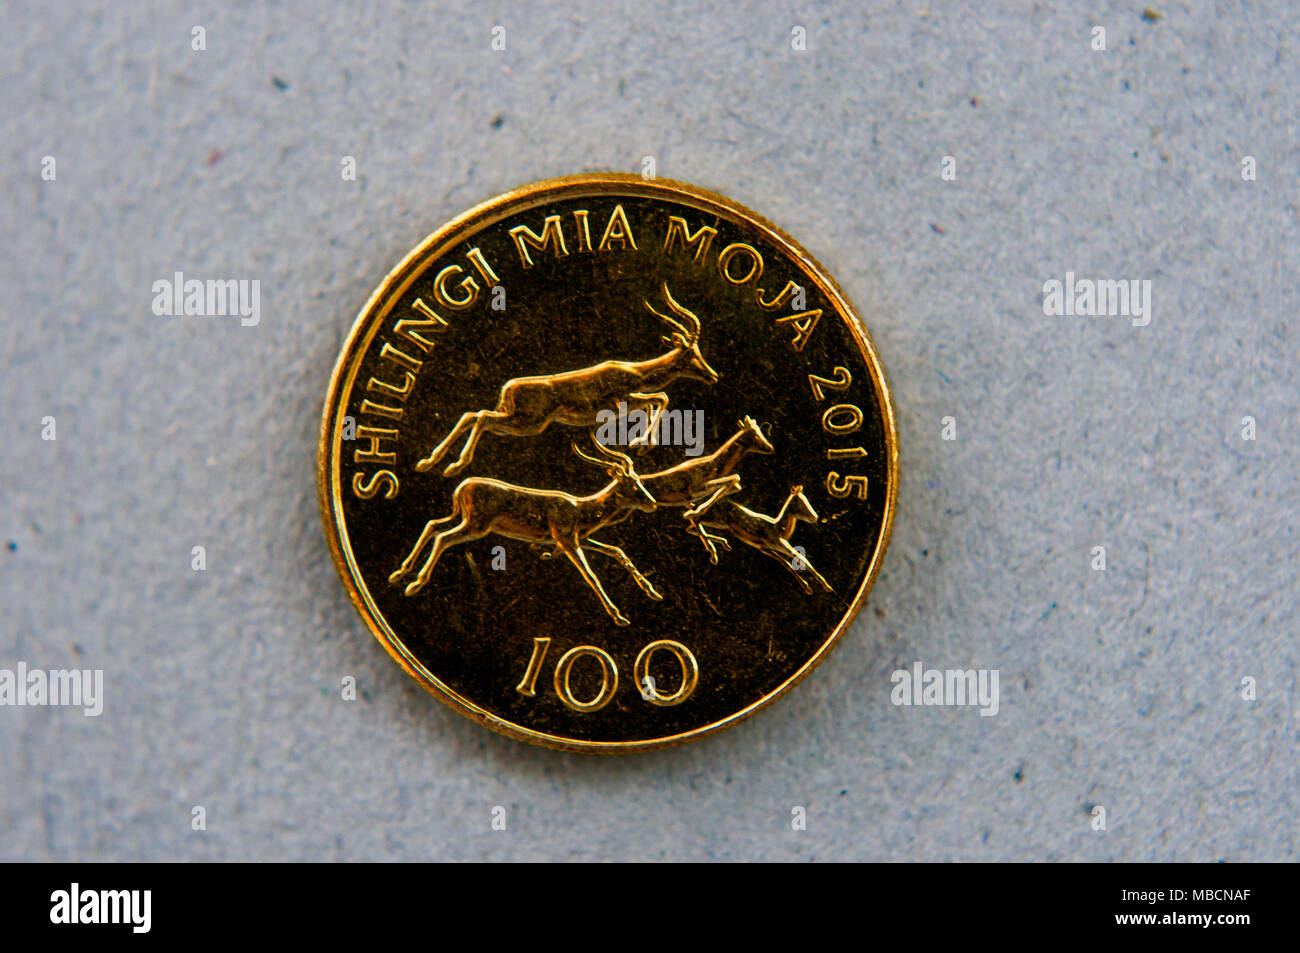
[317,174,898,752]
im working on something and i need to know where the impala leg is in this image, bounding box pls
[759,545,813,594]
[416,411,479,472]
[554,537,629,626]
[443,409,551,477]
[682,476,741,519]
[703,526,732,557]
[483,414,550,439]
[389,514,459,583]
[405,519,483,595]
[777,539,832,593]
[584,538,663,601]
[440,411,498,477]
[625,392,668,450]
[685,519,729,565]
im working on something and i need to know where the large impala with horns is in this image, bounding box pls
[415,282,718,477]
[390,440,662,626]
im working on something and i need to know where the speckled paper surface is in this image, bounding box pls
[1,1,1296,861]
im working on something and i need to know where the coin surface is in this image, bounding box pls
[318,174,897,752]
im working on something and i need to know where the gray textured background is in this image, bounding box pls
[2,0,1296,861]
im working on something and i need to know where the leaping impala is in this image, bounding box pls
[684,485,834,594]
[638,415,775,517]
[414,282,718,477]
[389,440,662,626]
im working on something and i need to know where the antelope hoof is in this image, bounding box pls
[388,566,408,584]
[442,460,467,477]
[613,613,631,627]
[404,579,427,597]
[646,585,664,601]
[413,455,436,472]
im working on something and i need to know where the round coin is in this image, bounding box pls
[318,174,898,752]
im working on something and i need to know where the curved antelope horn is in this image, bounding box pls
[661,282,701,339]
[572,439,608,468]
[597,441,636,476]
[573,437,634,475]
[644,299,689,338]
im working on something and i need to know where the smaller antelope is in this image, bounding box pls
[638,415,774,517]
[389,441,661,626]
[685,485,833,594]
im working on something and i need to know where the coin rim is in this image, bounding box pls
[316,172,899,753]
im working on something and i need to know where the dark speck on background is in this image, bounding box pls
[1143,8,1162,22]
[272,75,288,90]
[930,223,944,234]
[206,148,223,166]
[490,114,504,129]
[6,541,15,552]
